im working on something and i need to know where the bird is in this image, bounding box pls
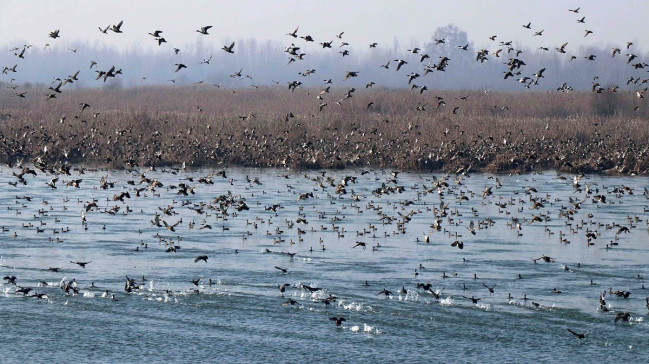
[287,26,299,38]
[614,312,631,323]
[329,317,346,326]
[567,329,588,339]
[194,255,208,263]
[394,59,408,71]
[174,64,187,72]
[222,42,235,53]
[196,26,212,35]
[275,266,288,274]
[464,296,482,304]
[49,30,60,39]
[301,284,321,292]
[533,255,554,263]
[278,283,290,293]
[483,282,497,295]
[70,261,92,268]
[283,298,298,306]
[378,288,392,297]
[111,20,124,33]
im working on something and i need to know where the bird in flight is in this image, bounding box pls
[70,261,92,268]
[196,26,212,35]
[111,20,124,33]
[329,317,346,326]
[222,42,235,53]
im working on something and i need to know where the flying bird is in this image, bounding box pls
[70,261,92,268]
[222,42,235,53]
[111,20,124,33]
[567,329,588,339]
[196,26,212,35]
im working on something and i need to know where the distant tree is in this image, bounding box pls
[422,24,487,89]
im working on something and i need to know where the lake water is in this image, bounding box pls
[1,167,648,363]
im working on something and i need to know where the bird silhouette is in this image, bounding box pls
[194,255,208,263]
[222,42,235,53]
[196,26,212,35]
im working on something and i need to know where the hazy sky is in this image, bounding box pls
[1,0,647,53]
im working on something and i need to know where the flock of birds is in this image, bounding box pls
[0,6,646,177]
[0,6,648,346]
[2,6,648,114]
[1,164,649,340]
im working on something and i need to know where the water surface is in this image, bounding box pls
[1,167,648,363]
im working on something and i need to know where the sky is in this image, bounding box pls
[1,0,647,53]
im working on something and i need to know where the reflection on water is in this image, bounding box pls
[1,167,648,362]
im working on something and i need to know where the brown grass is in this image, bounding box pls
[1,85,648,174]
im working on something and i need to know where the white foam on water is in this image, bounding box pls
[348,323,382,335]
[477,303,492,311]
[83,292,95,298]
[398,290,419,302]
[338,299,372,312]
[439,297,454,306]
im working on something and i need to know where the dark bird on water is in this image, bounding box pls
[483,282,497,295]
[567,329,588,339]
[283,298,298,306]
[533,255,555,263]
[194,255,208,263]
[378,288,392,297]
[70,261,91,268]
[614,312,631,323]
[329,317,346,326]
[301,284,321,292]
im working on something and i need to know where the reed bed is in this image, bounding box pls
[0,86,648,174]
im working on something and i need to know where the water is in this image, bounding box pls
[0,167,648,363]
